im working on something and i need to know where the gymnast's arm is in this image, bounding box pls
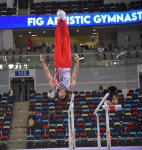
[70,54,79,88]
[40,54,55,88]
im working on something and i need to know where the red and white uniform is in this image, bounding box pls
[54,19,71,90]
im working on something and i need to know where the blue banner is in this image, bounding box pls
[0,9,141,29]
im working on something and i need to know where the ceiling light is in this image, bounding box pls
[32,34,37,37]
[19,35,23,37]
[0,64,3,69]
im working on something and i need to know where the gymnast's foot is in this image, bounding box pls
[60,10,66,20]
[57,10,62,20]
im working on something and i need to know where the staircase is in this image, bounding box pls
[8,101,29,150]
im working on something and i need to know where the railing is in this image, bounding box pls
[0,50,142,70]
[0,137,142,149]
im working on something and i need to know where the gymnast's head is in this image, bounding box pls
[56,86,70,100]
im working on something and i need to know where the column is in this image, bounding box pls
[0,30,3,50]
[3,30,14,49]
[6,0,14,8]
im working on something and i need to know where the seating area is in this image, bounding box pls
[0,2,17,16]
[0,93,14,141]
[29,0,142,15]
[27,89,142,148]
[0,0,142,16]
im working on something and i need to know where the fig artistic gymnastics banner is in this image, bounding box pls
[0,9,141,29]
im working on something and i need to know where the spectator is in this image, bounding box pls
[108,85,117,95]
[9,89,14,97]
[34,119,42,129]
[29,87,36,98]
[49,110,55,122]
[78,45,85,63]
[48,90,55,99]
[97,46,104,53]
[27,116,35,128]
[74,44,77,53]
[137,114,142,128]
[111,94,118,104]
[27,37,33,52]
[106,100,112,105]
[98,84,104,94]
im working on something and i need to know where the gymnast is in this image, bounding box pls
[40,10,79,100]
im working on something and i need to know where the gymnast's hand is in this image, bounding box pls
[40,54,45,64]
[74,54,79,63]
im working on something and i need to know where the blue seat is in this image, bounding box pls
[62,113,68,117]
[36,107,42,111]
[63,122,68,128]
[92,127,97,132]
[77,118,84,122]
[27,135,34,140]
[57,133,65,138]
[121,132,129,137]
[36,95,42,99]
[85,122,92,127]
[124,104,131,108]
[131,103,138,107]
[80,101,86,105]
[34,134,41,139]
[124,108,131,112]
[137,132,142,136]
[79,90,84,94]
[78,127,84,132]
[2,96,8,100]
[110,127,113,131]
[63,118,68,122]
[137,107,142,111]
[4,121,11,125]
[135,88,141,92]
[2,129,10,135]
[42,106,48,110]
[92,97,99,100]
[50,123,56,128]
[122,122,128,126]
[131,116,137,122]
[133,99,139,103]
[30,99,35,102]
[35,129,41,133]
[83,109,89,113]
[119,138,127,144]
[100,122,106,126]
[129,132,137,137]
[92,90,97,94]
[111,132,119,137]
[48,102,54,106]
[42,120,48,123]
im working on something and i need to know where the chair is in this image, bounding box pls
[129,132,137,137]
[27,135,34,140]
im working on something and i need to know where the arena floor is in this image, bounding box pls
[19,146,142,150]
